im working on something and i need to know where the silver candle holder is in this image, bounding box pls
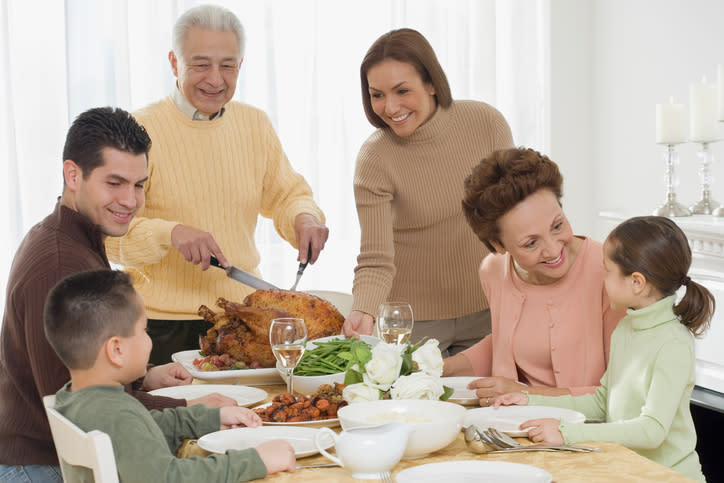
[654,144,691,217]
[690,142,720,215]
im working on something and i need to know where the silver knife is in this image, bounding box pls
[209,256,280,290]
[295,463,339,469]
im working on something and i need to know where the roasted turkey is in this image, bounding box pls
[198,290,345,368]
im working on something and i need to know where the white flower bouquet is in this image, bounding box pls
[341,338,453,403]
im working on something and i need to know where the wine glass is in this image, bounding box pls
[377,302,414,345]
[269,317,308,394]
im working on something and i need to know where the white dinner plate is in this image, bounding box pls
[171,350,282,384]
[396,460,552,483]
[197,426,335,458]
[463,405,586,437]
[148,384,267,407]
[253,402,340,428]
[441,377,480,405]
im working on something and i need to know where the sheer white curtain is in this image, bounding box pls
[0,0,545,315]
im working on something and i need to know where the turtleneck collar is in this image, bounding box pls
[386,102,454,145]
[626,294,678,331]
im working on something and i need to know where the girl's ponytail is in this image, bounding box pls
[674,278,715,337]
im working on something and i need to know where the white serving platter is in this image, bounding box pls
[253,402,340,428]
[171,350,282,385]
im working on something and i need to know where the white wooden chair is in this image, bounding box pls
[42,395,119,483]
[305,290,354,316]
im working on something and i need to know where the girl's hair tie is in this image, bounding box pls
[681,276,691,287]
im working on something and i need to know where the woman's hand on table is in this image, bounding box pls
[219,406,262,429]
[143,362,193,390]
[188,393,239,408]
[521,418,564,445]
[342,310,374,338]
[469,376,527,406]
[256,440,297,474]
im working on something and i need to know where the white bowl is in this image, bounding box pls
[277,335,379,395]
[278,369,346,396]
[337,399,466,458]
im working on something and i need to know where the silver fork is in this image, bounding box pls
[483,427,517,448]
[379,471,393,483]
[484,427,601,452]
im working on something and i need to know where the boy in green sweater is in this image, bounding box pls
[43,269,296,482]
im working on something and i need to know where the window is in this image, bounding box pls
[0,0,545,316]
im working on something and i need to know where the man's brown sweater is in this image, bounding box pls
[0,202,184,465]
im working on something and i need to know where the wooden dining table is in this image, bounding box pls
[181,378,699,482]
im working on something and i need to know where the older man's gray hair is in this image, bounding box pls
[172,4,245,58]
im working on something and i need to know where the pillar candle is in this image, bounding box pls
[689,76,719,143]
[656,97,686,144]
[718,64,724,121]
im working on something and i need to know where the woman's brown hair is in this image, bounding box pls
[606,216,714,336]
[461,147,564,252]
[360,28,452,129]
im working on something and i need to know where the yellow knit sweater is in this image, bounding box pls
[106,96,324,320]
[352,100,514,320]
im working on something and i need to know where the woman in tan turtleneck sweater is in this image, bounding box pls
[341,28,514,356]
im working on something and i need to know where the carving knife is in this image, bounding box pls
[209,256,279,290]
[290,243,312,291]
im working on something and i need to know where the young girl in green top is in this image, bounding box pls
[495,216,714,482]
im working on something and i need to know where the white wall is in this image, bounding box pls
[548,0,724,392]
[547,0,724,241]
[546,0,594,235]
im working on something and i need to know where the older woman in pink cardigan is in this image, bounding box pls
[443,147,625,405]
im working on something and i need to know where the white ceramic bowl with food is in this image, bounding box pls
[277,334,379,395]
[278,370,346,396]
[337,399,466,458]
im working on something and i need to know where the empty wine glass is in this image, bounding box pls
[377,302,414,345]
[269,317,308,394]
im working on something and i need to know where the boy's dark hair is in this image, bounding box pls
[44,270,142,369]
[62,107,151,181]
